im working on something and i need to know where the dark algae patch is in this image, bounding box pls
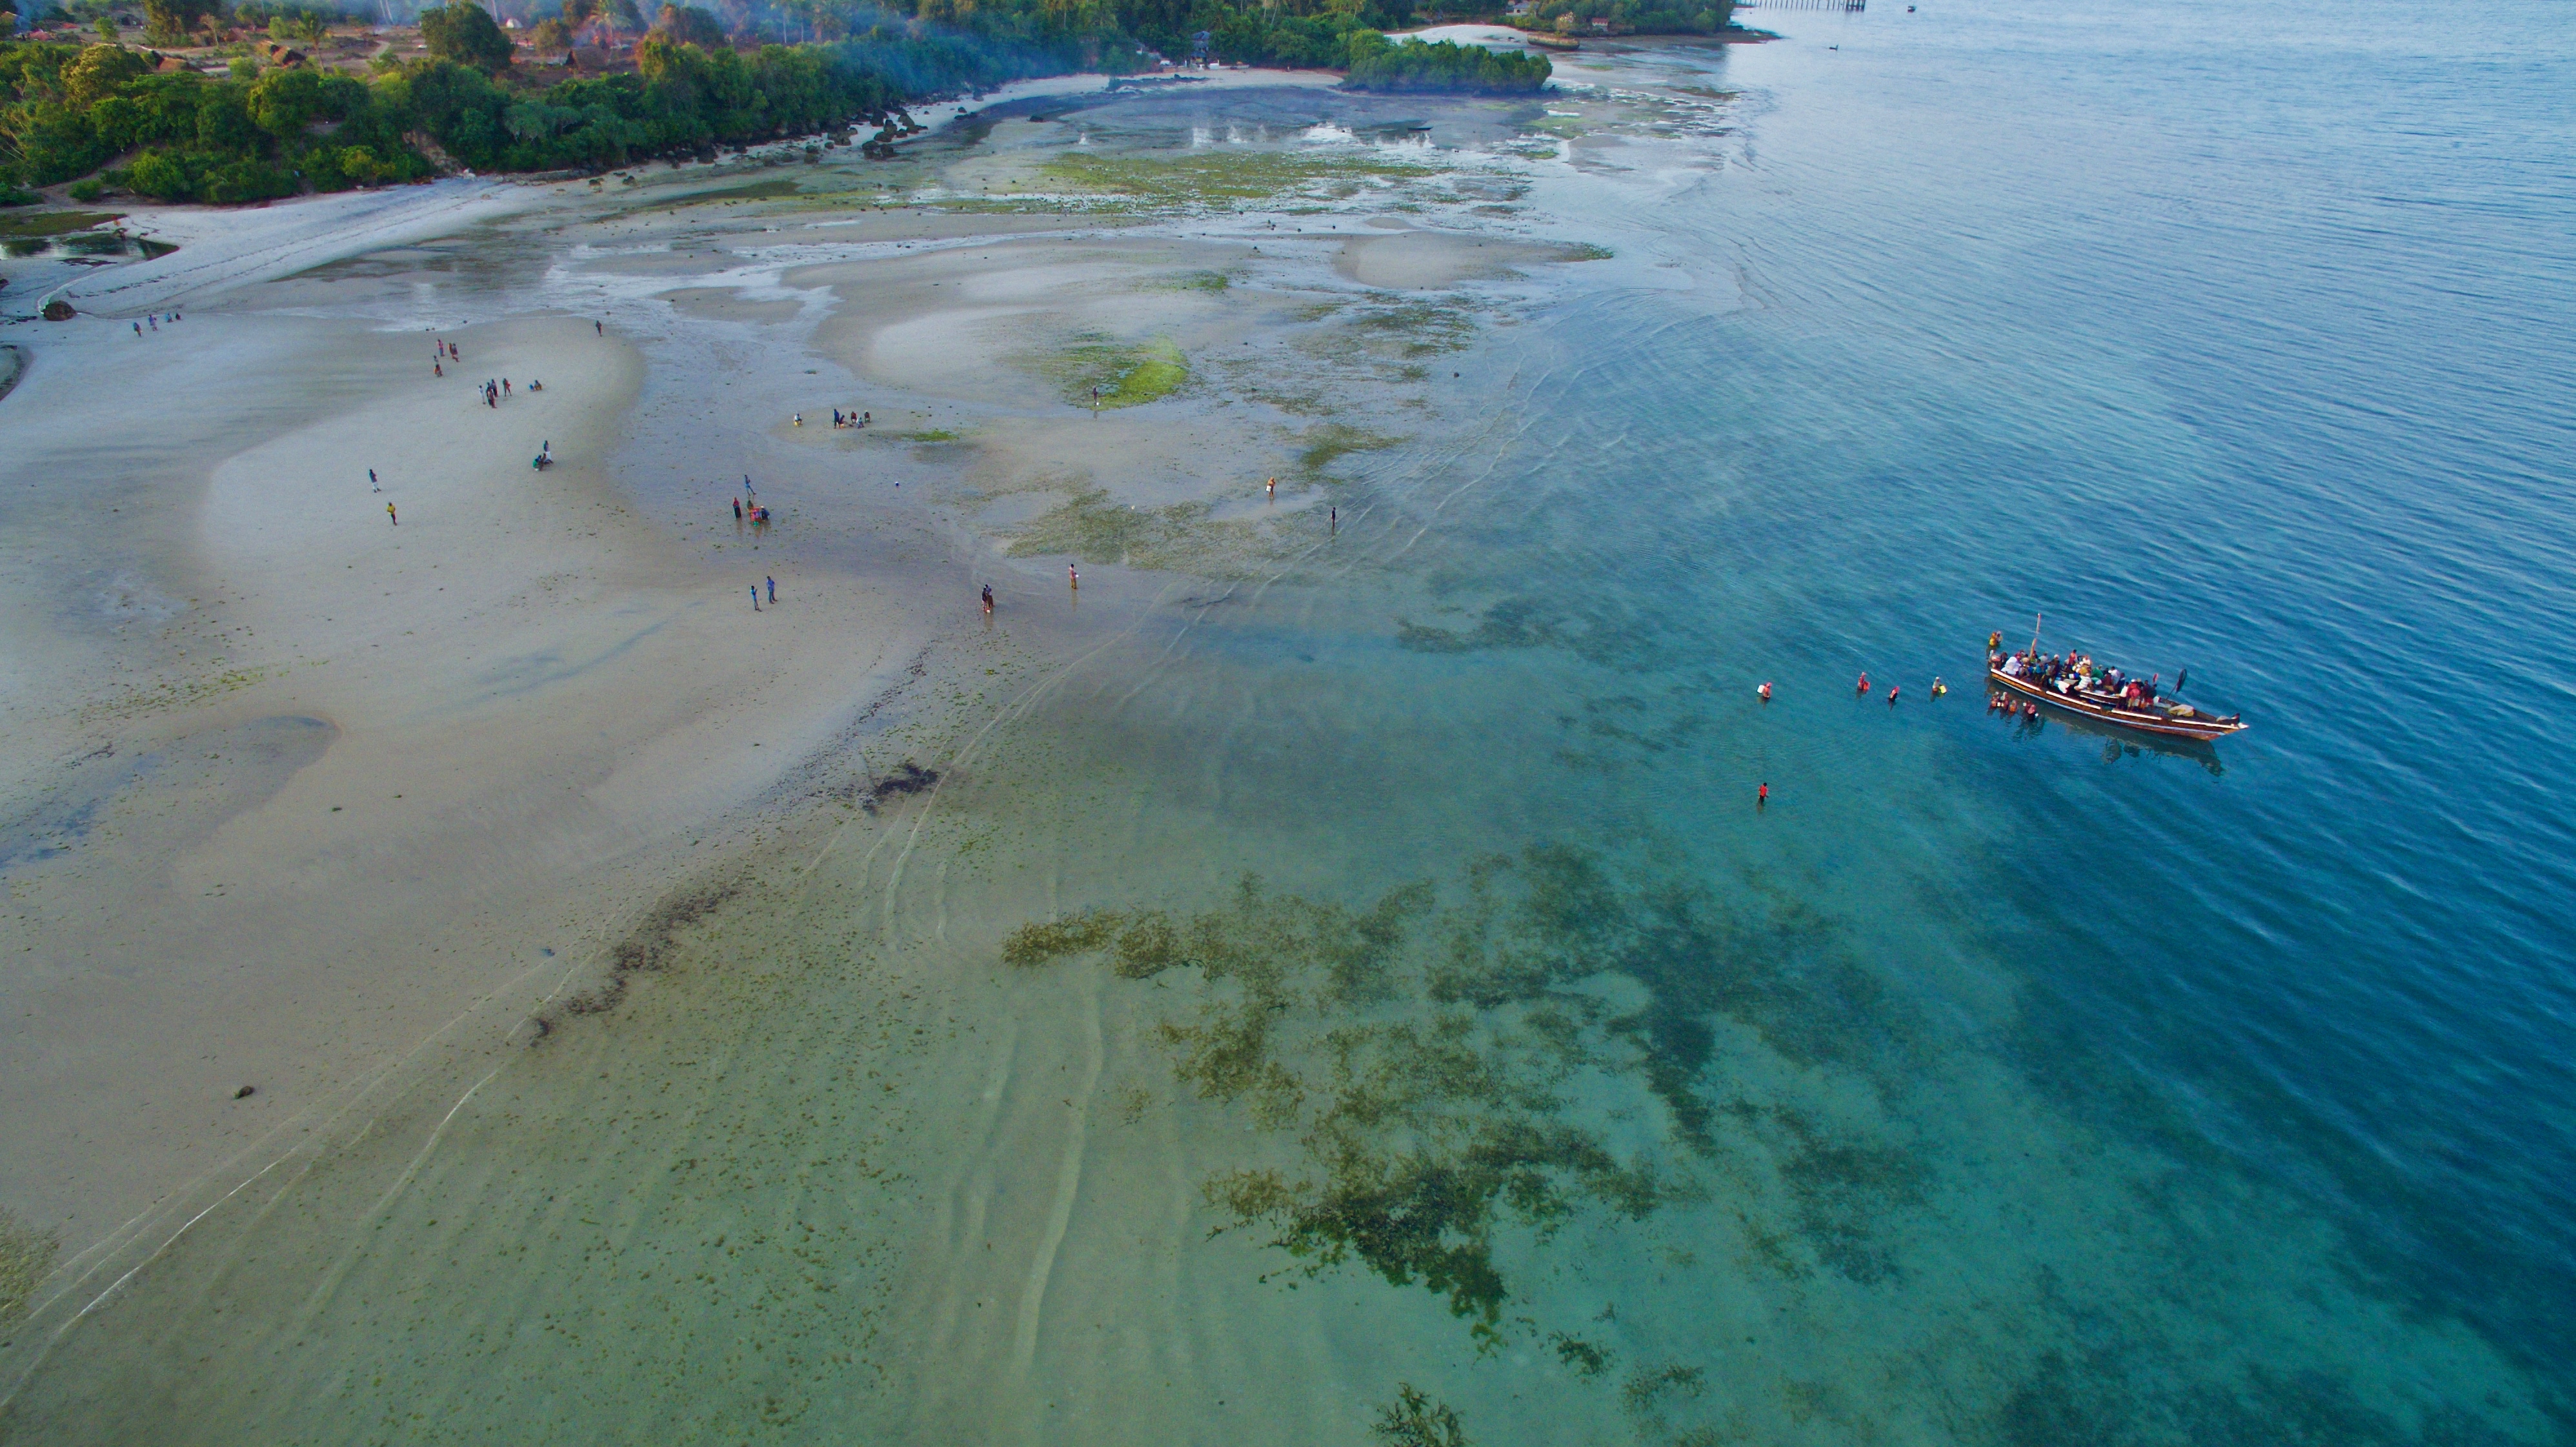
[1373,1382,1473,1447]
[1296,423,1405,477]
[1001,488,1282,577]
[990,838,2535,1437]
[1552,1331,1615,1377]
[857,760,939,813]
[539,882,740,1030]
[1398,597,1565,654]
[1000,845,1917,1347]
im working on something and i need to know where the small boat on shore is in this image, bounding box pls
[1986,618,2246,742]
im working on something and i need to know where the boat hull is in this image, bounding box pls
[1987,667,2246,741]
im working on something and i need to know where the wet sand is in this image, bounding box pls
[0,73,1604,1302]
[0,305,939,1259]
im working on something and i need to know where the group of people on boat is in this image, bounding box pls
[1982,625,2240,737]
[1993,645,2162,710]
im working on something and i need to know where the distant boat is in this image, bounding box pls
[1524,32,1581,49]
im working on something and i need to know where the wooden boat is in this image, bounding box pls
[1984,614,2247,741]
[1987,653,2246,741]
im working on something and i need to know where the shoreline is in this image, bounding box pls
[3,66,1354,323]
[3,23,2569,1446]
[0,70,1627,1293]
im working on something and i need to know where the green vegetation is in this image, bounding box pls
[0,0,1116,201]
[1004,487,1230,569]
[1,0,1547,205]
[1140,267,1229,292]
[1345,34,1549,95]
[235,3,336,43]
[650,1,728,49]
[1023,331,1187,407]
[1191,0,1408,68]
[1041,147,1427,207]
[0,205,117,236]
[0,41,428,201]
[419,1,513,72]
[1518,0,1736,35]
[142,0,221,45]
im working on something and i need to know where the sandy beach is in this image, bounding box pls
[0,299,952,1251]
[0,70,1615,1337]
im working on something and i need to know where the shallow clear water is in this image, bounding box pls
[10,0,2576,1440]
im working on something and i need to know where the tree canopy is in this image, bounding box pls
[419,3,516,72]
[1518,0,1736,34]
[1344,33,1548,93]
[0,0,1553,206]
[651,3,728,48]
[141,0,223,45]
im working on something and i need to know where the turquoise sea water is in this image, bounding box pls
[1613,0,2576,1379]
[8,0,2575,1440]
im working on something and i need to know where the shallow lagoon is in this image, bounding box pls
[7,0,2575,1439]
